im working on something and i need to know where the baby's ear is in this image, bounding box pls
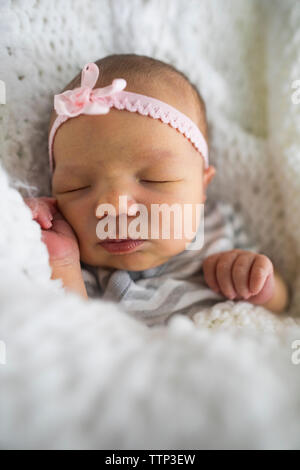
[203,165,216,187]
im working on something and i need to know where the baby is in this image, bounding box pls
[24,54,289,326]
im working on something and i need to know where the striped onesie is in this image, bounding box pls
[80,200,260,327]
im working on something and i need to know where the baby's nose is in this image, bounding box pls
[95,191,139,219]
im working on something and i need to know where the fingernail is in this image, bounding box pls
[249,289,258,296]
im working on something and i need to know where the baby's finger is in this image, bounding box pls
[249,255,273,295]
[202,253,222,293]
[39,197,58,217]
[216,251,242,299]
[50,211,77,240]
[232,252,256,299]
[24,198,55,229]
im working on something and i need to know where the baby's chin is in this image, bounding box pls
[84,256,158,272]
[102,255,163,272]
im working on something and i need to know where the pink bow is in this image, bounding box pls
[54,62,127,117]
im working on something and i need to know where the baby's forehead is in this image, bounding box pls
[52,126,203,178]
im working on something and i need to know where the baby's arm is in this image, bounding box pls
[248,267,289,313]
[202,203,289,313]
[24,196,88,299]
[202,250,290,314]
[50,259,88,299]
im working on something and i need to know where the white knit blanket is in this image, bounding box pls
[1,0,300,449]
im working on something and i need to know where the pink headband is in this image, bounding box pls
[48,62,209,173]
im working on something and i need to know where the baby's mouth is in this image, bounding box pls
[99,237,147,243]
[97,238,148,254]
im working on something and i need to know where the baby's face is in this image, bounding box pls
[51,86,215,271]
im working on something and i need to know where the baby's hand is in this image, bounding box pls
[202,249,275,304]
[24,197,80,266]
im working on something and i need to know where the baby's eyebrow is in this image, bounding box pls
[56,149,183,172]
[56,163,92,172]
[136,149,181,161]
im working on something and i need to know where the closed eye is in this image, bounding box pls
[140,180,177,183]
[61,186,90,193]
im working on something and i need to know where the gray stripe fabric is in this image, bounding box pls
[81,200,260,327]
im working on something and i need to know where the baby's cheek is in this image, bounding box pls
[160,237,187,257]
[58,199,88,237]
